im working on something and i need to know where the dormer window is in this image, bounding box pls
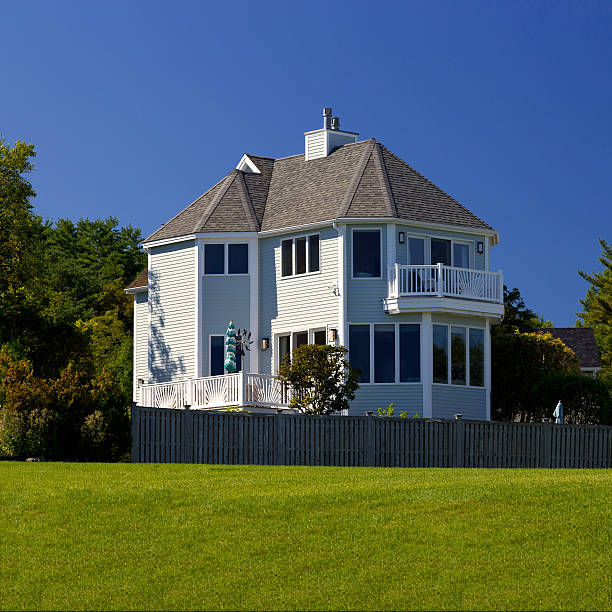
[280,234,320,277]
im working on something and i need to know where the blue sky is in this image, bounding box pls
[2,0,611,326]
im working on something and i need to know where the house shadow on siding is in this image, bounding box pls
[148,268,185,383]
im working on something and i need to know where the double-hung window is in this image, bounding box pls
[204,243,249,275]
[281,234,320,277]
[433,324,484,387]
[352,230,381,278]
[348,323,420,384]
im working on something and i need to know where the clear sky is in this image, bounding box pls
[2,0,611,326]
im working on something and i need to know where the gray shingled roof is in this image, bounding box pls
[536,328,602,369]
[145,139,493,242]
[126,268,148,290]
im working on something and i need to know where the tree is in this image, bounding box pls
[492,330,579,422]
[577,238,612,390]
[277,344,360,415]
[497,286,552,333]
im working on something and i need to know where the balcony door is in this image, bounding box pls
[430,239,451,266]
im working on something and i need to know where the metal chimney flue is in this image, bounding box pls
[331,117,340,130]
[323,107,332,130]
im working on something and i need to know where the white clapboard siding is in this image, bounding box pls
[133,291,149,402]
[149,242,196,383]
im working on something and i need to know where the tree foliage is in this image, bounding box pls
[0,139,145,459]
[577,238,612,390]
[277,344,360,415]
[492,330,580,422]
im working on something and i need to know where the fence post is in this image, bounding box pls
[183,406,194,463]
[540,423,552,468]
[131,403,139,463]
[454,419,464,467]
[366,414,375,467]
[275,412,285,465]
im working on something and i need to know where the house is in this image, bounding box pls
[126,109,505,418]
[535,328,602,377]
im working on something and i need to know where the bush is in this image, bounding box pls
[532,374,612,425]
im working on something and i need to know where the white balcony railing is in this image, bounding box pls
[139,372,292,410]
[388,263,503,303]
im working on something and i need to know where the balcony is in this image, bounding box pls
[139,372,293,411]
[385,263,504,317]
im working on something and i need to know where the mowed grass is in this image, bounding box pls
[0,464,610,611]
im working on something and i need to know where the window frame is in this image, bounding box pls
[279,233,321,279]
[351,228,383,280]
[431,323,486,388]
[273,325,332,373]
[347,322,422,385]
[203,242,250,276]
[209,333,243,376]
[401,232,474,269]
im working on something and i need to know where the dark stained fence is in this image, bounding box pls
[131,406,612,468]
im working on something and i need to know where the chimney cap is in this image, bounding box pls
[323,107,332,116]
[331,117,340,130]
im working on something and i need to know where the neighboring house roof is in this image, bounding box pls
[536,328,602,369]
[125,268,148,291]
[145,139,494,242]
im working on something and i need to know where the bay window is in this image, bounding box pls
[204,243,249,275]
[433,325,485,387]
[352,230,381,278]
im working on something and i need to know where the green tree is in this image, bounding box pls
[492,330,580,422]
[497,286,552,333]
[577,238,612,390]
[277,344,360,415]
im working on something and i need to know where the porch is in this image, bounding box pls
[139,372,293,411]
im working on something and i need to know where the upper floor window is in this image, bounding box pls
[281,234,320,277]
[204,243,249,275]
[353,229,381,278]
[406,235,471,269]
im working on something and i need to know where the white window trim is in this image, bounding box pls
[346,322,422,385]
[203,242,250,276]
[273,325,333,373]
[432,323,485,388]
[351,228,383,280]
[279,233,321,279]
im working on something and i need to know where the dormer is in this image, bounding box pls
[304,108,358,161]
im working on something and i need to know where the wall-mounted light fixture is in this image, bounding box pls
[398,231,406,244]
[476,241,484,255]
[328,328,338,343]
[261,337,270,351]
[137,378,144,386]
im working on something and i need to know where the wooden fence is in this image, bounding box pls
[131,405,612,468]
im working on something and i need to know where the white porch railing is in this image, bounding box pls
[139,372,292,410]
[388,263,503,303]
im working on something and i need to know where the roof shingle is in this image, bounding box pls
[536,328,602,369]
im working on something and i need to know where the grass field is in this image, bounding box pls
[0,464,610,611]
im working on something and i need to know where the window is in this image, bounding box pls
[205,243,249,275]
[353,230,381,278]
[205,244,224,275]
[433,325,448,384]
[400,324,420,382]
[294,331,308,348]
[228,244,248,274]
[374,325,395,383]
[349,325,370,383]
[433,325,485,387]
[469,328,484,387]
[451,326,466,385]
[349,323,421,384]
[431,239,451,266]
[281,234,320,277]
[453,243,470,269]
[210,336,225,376]
[278,335,291,366]
[312,329,326,345]
[408,237,425,265]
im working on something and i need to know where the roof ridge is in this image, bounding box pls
[195,171,237,231]
[372,142,397,218]
[339,139,377,217]
[235,172,261,231]
[379,144,493,230]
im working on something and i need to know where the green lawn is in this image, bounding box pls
[0,464,610,611]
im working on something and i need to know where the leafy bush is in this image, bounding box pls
[277,344,360,415]
[532,373,612,425]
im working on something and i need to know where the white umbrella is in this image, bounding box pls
[553,400,563,424]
